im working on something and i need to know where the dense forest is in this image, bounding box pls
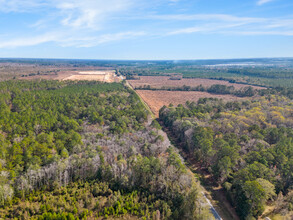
[1,58,293,219]
[160,96,293,219]
[0,80,210,219]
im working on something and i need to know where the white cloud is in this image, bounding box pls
[151,14,265,23]
[222,30,293,36]
[168,27,208,35]
[162,14,293,37]
[55,0,134,29]
[0,33,59,48]
[0,0,48,12]
[0,0,134,29]
[96,31,146,44]
[0,0,145,48]
[0,31,147,48]
[257,0,274,6]
[264,19,293,29]
[60,31,147,47]
[1,12,293,49]
[0,0,292,49]
[167,23,245,35]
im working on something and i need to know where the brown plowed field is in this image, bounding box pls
[136,90,245,117]
[128,76,264,90]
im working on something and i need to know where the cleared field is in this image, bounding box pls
[63,74,106,81]
[78,70,115,75]
[128,76,265,90]
[10,63,121,82]
[21,69,123,82]
[61,70,122,82]
[136,90,244,117]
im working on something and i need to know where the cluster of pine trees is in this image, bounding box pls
[160,96,293,219]
[0,80,210,219]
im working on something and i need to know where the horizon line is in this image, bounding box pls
[1,57,293,62]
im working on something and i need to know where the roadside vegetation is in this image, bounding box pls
[159,96,293,219]
[0,80,210,219]
[1,58,293,219]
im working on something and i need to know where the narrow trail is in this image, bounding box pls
[161,122,239,220]
[125,81,155,119]
[157,118,224,220]
[202,192,222,220]
[125,81,238,220]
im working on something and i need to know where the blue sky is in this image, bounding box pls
[0,0,293,60]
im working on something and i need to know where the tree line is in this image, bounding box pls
[0,80,211,219]
[135,84,259,97]
[160,96,293,219]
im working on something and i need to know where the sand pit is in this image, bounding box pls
[61,70,122,82]
[63,75,106,81]
[78,70,115,75]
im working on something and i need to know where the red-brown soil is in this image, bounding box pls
[136,90,245,117]
[128,76,264,90]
